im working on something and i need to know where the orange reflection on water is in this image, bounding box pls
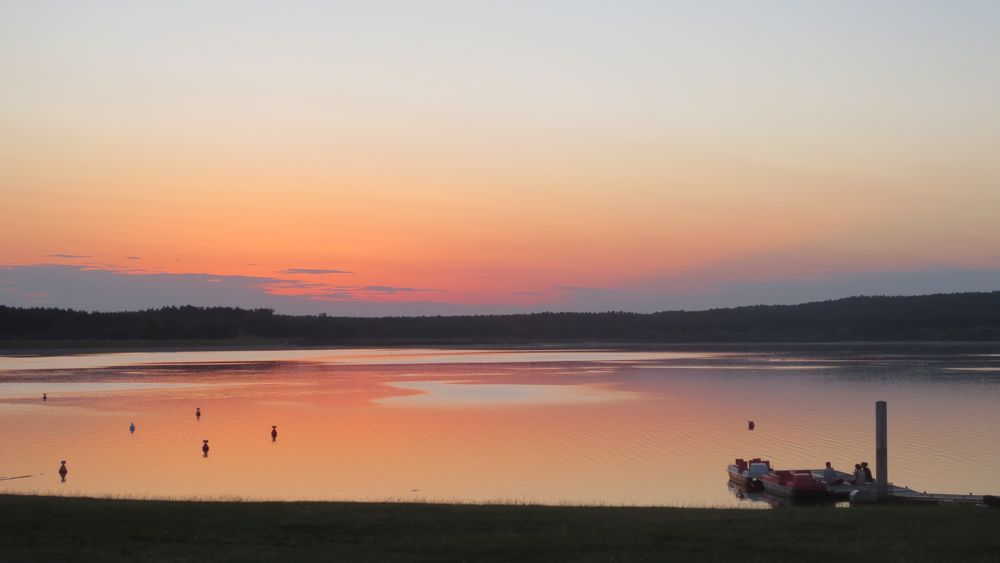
[1,349,999,507]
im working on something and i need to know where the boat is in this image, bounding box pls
[727,458,772,491]
[760,469,828,498]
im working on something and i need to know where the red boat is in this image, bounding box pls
[727,458,772,491]
[760,469,828,498]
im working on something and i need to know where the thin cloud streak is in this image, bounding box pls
[283,268,353,275]
[361,286,447,294]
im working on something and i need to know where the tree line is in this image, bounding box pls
[1,291,999,342]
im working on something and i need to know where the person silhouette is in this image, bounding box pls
[748,420,755,431]
[852,463,866,485]
[202,439,209,457]
[43,393,47,401]
[271,425,277,442]
[196,407,201,420]
[58,460,67,482]
[129,422,136,434]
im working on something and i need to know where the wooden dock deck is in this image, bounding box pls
[806,469,986,505]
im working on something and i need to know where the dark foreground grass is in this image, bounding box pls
[1,495,998,562]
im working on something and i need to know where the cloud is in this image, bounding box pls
[551,267,1000,312]
[3,263,999,316]
[361,286,447,294]
[553,286,613,294]
[0,264,285,310]
[312,292,359,301]
[268,281,327,290]
[282,268,352,275]
[47,253,90,259]
[0,265,485,316]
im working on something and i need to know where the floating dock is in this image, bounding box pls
[805,469,985,505]
[730,401,994,507]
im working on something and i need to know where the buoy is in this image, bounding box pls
[202,439,209,456]
[271,425,277,441]
[129,422,136,433]
[195,407,201,420]
[58,460,67,481]
[748,420,755,431]
[43,393,47,401]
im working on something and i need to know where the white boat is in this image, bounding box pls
[727,458,772,491]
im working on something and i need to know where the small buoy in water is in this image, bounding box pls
[748,420,755,431]
[271,425,277,441]
[58,460,67,481]
[43,393,47,401]
[202,439,209,456]
[195,407,201,420]
[129,422,136,434]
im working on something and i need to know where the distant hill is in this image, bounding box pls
[1,291,999,343]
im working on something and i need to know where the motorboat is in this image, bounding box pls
[760,469,828,498]
[727,458,772,491]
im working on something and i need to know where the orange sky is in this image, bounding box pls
[2,2,999,313]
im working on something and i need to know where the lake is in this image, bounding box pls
[1,346,998,507]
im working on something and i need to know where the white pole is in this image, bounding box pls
[876,400,888,501]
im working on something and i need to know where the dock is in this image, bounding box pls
[806,469,986,505]
[730,401,995,507]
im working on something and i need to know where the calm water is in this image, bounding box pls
[1,347,998,507]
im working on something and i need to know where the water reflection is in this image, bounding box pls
[726,482,840,509]
[0,347,998,507]
[727,482,768,507]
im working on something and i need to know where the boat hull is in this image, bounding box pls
[728,469,764,491]
[760,470,828,498]
[761,481,826,498]
[726,459,771,492]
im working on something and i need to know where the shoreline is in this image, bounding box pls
[3,339,999,357]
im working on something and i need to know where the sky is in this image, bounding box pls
[2,1,999,315]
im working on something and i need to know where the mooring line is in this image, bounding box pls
[0,473,42,481]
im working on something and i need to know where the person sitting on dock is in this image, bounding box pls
[823,461,844,485]
[861,461,874,482]
[852,463,867,485]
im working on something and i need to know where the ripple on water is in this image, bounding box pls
[1,347,998,506]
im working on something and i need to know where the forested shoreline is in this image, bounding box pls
[2,291,999,343]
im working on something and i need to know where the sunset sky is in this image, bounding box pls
[3,1,999,315]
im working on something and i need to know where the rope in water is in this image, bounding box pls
[0,473,42,481]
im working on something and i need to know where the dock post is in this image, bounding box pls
[876,400,888,501]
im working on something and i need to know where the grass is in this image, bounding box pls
[2,495,998,562]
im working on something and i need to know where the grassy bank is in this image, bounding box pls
[2,495,998,562]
